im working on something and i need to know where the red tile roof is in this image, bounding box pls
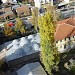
[55,17,75,41]
[16,6,31,17]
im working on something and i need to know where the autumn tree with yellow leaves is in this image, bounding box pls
[38,12,60,75]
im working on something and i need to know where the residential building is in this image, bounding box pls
[16,6,31,17]
[55,17,75,53]
[0,7,15,20]
[0,17,75,59]
[34,0,55,9]
[1,0,17,3]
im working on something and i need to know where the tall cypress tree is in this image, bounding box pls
[38,12,60,75]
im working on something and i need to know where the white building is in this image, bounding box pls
[1,0,17,3]
[34,0,41,9]
[34,0,53,9]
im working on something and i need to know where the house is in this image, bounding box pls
[55,17,75,53]
[34,0,57,9]
[0,7,15,20]
[4,7,15,19]
[1,0,17,3]
[16,6,31,17]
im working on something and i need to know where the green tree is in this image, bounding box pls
[20,26,25,34]
[46,4,60,21]
[38,12,60,75]
[31,7,38,31]
[15,18,26,34]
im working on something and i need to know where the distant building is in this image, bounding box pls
[16,6,31,17]
[34,0,55,9]
[0,33,40,62]
[0,7,15,21]
[1,0,17,3]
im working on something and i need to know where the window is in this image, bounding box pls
[56,41,58,43]
[65,38,66,41]
[64,44,66,49]
[69,37,70,40]
[60,40,62,42]
[60,46,62,48]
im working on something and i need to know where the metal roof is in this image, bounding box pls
[16,62,47,75]
[3,33,40,61]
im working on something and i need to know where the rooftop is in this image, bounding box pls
[0,33,40,61]
[55,16,75,41]
[16,62,47,75]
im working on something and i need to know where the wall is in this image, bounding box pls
[56,36,75,53]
